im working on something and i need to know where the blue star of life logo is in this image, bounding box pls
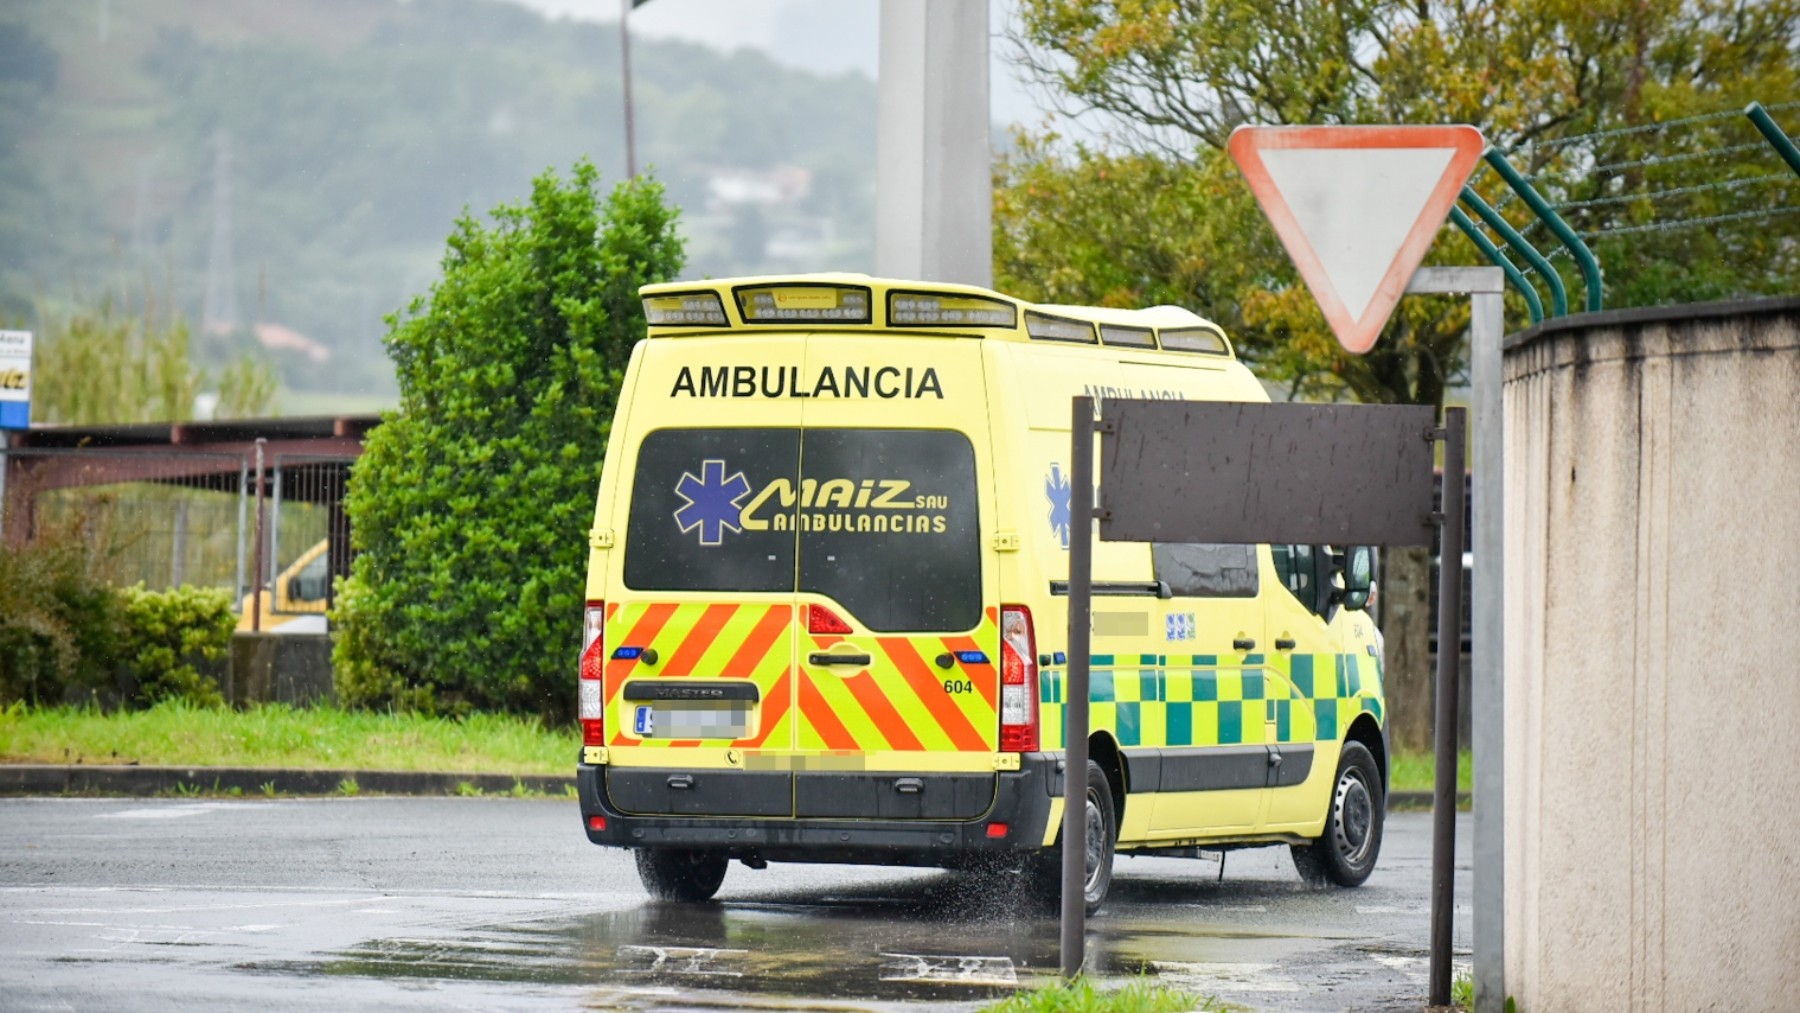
[1046,463,1072,550]
[674,459,752,546]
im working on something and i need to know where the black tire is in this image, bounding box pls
[1033,759,1118,915]
[634,848,729,902]
[1291,741,1384,888]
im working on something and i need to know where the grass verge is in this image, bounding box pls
[0,700,571,774]
[980,976,1228,1013]
[1389,748,1471,795]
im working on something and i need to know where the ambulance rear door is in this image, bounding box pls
[789,333,1001,821]
[604,335,806,818]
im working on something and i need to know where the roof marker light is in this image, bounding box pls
[1158,326,1231,355]
[1100,324,1157,349]
[735,284,872,324]
[1024,310,1097,344]
[643,291,728,326]
[888,291,1017,328]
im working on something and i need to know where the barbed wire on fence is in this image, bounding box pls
[1456,100,1799,304]
[1582,203,1800,240]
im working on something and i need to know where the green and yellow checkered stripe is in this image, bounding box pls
[1038,652,1383,751]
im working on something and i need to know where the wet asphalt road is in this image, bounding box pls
[0,797,1470,1012]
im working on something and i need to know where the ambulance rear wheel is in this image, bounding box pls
[1291,741,1383,887]
[1036,760,1116,915]
[634,847,729,901]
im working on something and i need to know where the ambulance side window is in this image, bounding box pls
[1271,543,1319,614]
[1152,543,1258,598]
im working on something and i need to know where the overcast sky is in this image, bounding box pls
[502,0,1057,131]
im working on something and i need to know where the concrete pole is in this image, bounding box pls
[875,0,992,286]
[620,0,637,179]
[1469,288,1506,1013]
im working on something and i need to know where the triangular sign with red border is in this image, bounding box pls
[1228,125,1485,354]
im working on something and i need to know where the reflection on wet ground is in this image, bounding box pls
[1,800,1461,1012]
[265,872,1060,1009]
[259,853,1448,1012]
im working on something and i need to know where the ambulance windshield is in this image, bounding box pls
[623,427,981,632]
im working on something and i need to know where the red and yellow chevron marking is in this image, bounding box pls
[603,601,999,755]
[605,602,794,749]
[794,608,999,753]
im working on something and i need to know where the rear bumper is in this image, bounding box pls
[578,754,1059,866]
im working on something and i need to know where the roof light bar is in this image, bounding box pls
[735,284,872,324]
[888,291,1017,328]
[1158,327,1230,355]
[642,292,728,327]
[1024,310,1097,344]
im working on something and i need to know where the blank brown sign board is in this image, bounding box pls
[1098,400,1439,547]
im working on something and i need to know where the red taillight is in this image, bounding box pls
[579,601,605,746]
[588,815,607,832]
[985,822,1009,839]
[807,604,853,635]
[998,604,1039,752]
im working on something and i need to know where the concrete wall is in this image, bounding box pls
[226,633,334,707]
[1503,297,1800,1010]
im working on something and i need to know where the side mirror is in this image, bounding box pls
[1340,545,1376,611]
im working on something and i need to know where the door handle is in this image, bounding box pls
[809,652,872,666]
[1232,638,1256,652]
[1275,638,1297,651]
[667,775,694,790]
[893,777,924,795]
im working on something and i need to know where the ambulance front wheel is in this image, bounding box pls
[1291,741,1384,888]
[634,847,729,902]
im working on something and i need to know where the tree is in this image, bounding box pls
[1001,0,1800,750]
[334,161,684,719]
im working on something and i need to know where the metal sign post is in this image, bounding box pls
[1430,407,1467,1005]
[1059,396,1095,979]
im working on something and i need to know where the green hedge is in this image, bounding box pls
[0,533,118,705]
[1,534,235,708]
[114,585,233,708]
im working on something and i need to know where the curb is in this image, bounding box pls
[0,764,575,798]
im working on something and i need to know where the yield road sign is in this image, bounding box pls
[1228,125,1484,354]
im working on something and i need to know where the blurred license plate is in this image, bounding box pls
[633,703,750,739]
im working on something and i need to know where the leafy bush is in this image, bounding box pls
[114,585,233,708]
[335,160,684,719]
[1,528,232,708]
[0,530,120,705]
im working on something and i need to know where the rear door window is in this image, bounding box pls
[797,429,980,632]
[624,428,799,593]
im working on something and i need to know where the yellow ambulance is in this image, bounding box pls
[576,275,1388,910]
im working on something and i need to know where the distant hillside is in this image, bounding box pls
[0,0,877,396]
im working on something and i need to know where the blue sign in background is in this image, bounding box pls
[0,328,31,430]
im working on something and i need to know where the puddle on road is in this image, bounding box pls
[244,868,1369,1010]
